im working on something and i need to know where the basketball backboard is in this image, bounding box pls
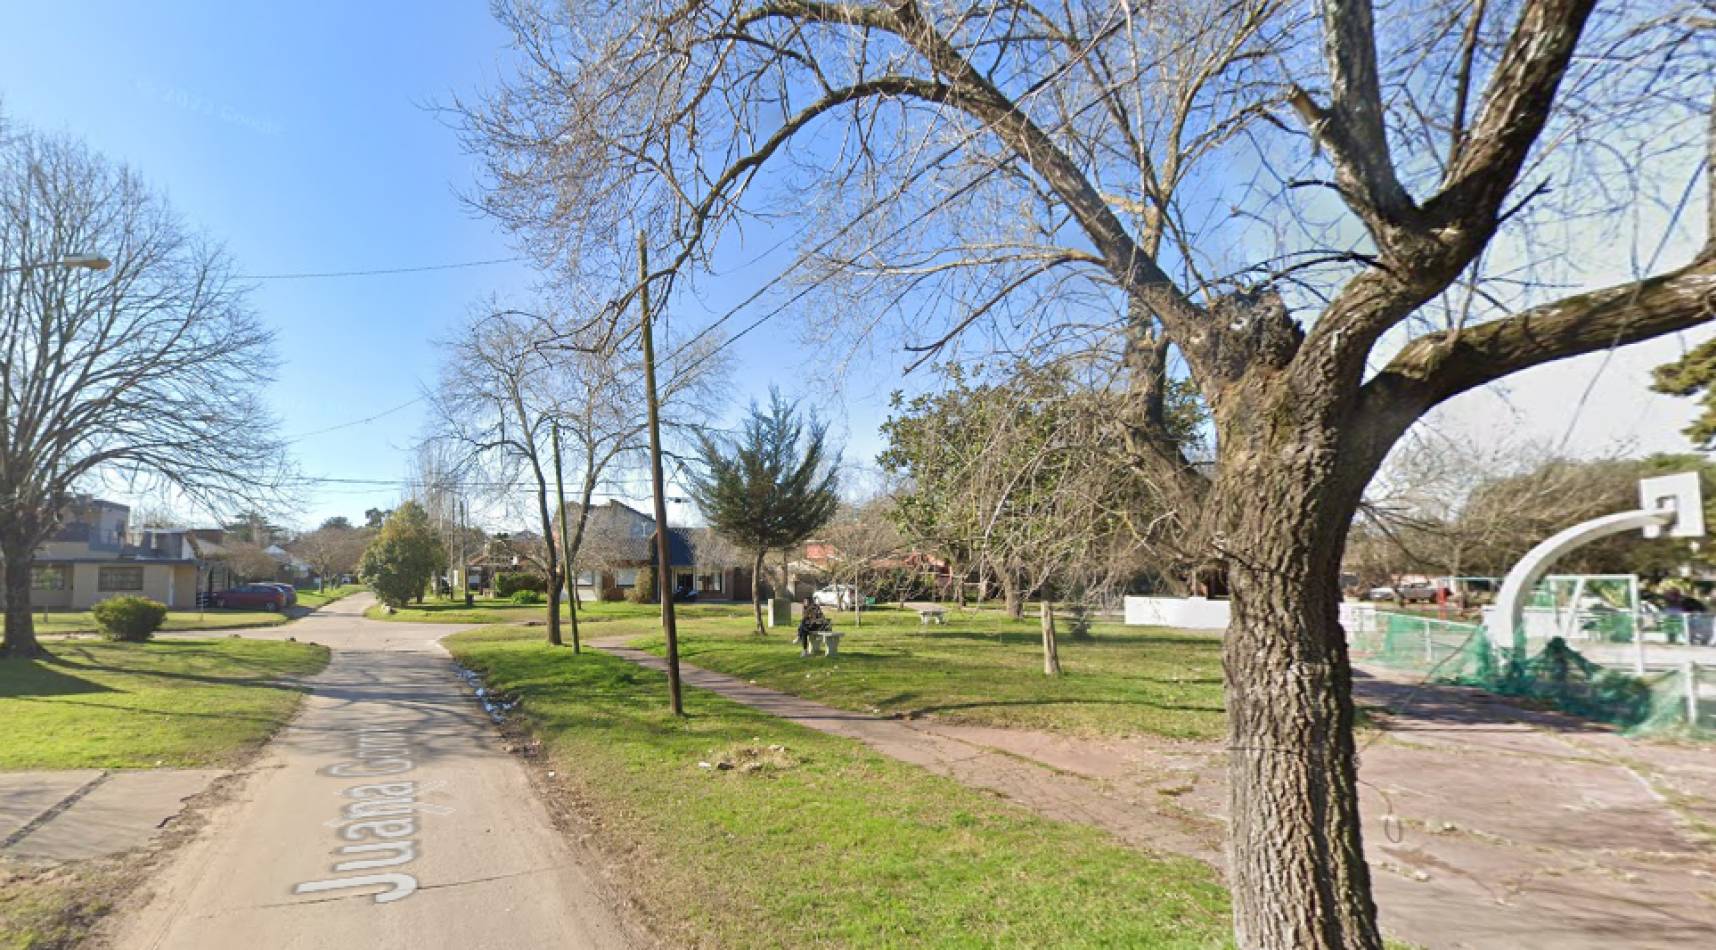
[1639,471,1705,539]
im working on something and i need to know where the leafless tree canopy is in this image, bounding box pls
[426,294,727,642]
[0,121,290,654]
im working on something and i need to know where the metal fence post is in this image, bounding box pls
[1688,661,1700,728]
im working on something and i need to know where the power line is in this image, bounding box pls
[282,396,427,444]
[235,257,524,281]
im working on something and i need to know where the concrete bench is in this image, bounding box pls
[802,629,843,657]
[904,602,948,625]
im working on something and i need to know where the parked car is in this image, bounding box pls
[1366,584,1440,603]
[256,582,297,607]
[211,584,290,611]
[813,585,856,609]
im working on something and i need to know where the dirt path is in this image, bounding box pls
[100,595,633,950]
[592,638,1716,950]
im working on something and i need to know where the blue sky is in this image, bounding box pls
[1,1,1706,530]
[0,1,904,530]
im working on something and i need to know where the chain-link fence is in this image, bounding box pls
[1345,606,1712,738]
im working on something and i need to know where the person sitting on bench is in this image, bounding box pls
[796,597,832,657]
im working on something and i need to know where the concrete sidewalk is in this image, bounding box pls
[98,594,633,950]
[0,768,227,861]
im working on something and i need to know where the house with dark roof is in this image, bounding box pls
[562,500,751,602]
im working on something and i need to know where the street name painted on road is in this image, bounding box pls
[294,727,450,904]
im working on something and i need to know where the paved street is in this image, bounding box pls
[100,595,631,950]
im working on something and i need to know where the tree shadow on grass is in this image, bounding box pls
[0,660,117,699]
[28,641,317,692]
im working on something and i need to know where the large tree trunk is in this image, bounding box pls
[1,542,43,658]
[1213,406,1383,950]
[751,548,767,635]
[1002,567,1024,620]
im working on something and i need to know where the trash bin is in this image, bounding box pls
[768,598,793,628]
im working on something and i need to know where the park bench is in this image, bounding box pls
[805,628,844,656]
[904,602,948,625]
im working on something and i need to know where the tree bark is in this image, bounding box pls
[1040,599,1061,676]
[1212,397,1384,950]
[752,548,768,635]
[1,540,44,658]
[1002,567,1024,620]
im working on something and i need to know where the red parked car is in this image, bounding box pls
[256,582,298,607]
[211,584,290,611]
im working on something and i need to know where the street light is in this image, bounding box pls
[0,252,111,275]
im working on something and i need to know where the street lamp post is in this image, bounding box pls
[0,253,111,275]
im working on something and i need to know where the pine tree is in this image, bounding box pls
[688,390,840,634]
[1653,339,1716,447]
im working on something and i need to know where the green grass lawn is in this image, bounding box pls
[0,639,330,770]
[294,583,365,609]
[363,595,677,626]
[33,608,291,637]
[605,603,1226,741]
[445,625,1233,949]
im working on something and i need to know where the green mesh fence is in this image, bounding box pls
[1347,611,1494,680]
[1348,609,1712,739]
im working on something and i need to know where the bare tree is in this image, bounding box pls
[429,306,574,645]
[819,495,906,625]
[292,523,372,586]
[429,298,724,644]
[222,541,284,583]
[0,122,290,656]
[551,312,724,646]
[461,2,1716,946]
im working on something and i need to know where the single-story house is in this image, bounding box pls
[563,500,750,602]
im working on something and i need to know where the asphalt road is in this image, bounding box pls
[102,594,631,950]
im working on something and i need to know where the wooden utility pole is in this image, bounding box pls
[640,232,684,715]
[459,498,471,607]
[551,420,581,653]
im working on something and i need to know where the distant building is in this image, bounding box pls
[562,500,746,601]
[30,497,210,609]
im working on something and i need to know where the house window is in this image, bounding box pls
[614,568,640,588]
[99,567,144,592]
[697,572,723,593]
[675,571,695,593]
[31,566,66,590]
[576,571,596,586]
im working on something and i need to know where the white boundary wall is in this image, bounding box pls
[1123,596,1231,629]
[1124,597,1383,633]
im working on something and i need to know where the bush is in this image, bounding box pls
[626,567,655,604]
[91,596,169,642]
[494,572,548,597]
[1065,602,1096,641]
[510,590,544,605]
[599,585,627,602]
